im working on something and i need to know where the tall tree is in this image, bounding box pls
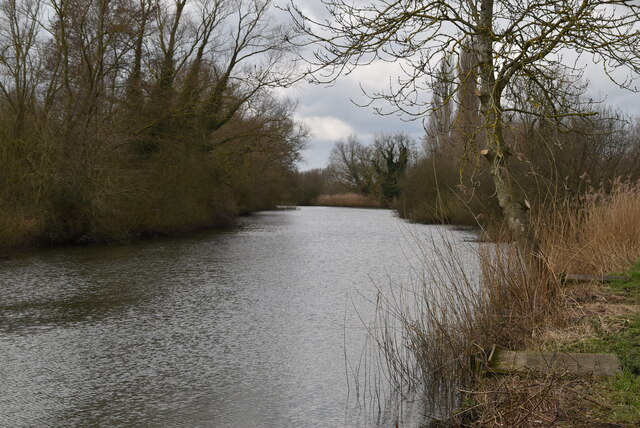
[372,133,412,203]
[425,53,455,154]
[289,0,640,262]
[0,0,42,138]
[328,135,376,195]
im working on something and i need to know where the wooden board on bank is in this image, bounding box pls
[489,350,621,377]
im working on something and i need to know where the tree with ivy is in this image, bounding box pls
[372,133,412,204]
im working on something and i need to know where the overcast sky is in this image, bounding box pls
[275,1,640,171]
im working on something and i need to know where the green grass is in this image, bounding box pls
[557,316,640,423]
[561,317,640,375]
[608,260,640,297]
[561,318,640,424]
[602,373,640,423]
[559,262,640,424]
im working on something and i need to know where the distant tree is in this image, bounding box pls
[425,53,455,154]
[289,0,640,264]
[372,133,412,203]
[327,135,376,195]
[291,168,333,205]
[328,133,414,204]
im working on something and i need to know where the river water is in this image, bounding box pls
[0,207,476,427]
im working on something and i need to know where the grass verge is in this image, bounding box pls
[463,263,640,427]
[554,264,640,425]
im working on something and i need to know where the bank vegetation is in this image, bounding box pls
[378,181,640,427]
[0,0,306,250]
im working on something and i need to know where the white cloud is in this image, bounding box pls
[297,115,354,142]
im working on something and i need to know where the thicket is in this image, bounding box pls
[0,0,305,249]
[397,49,640,227]
[286,168,338,206]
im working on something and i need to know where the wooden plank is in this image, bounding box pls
[564,273,631,283]
[489,351,621,377]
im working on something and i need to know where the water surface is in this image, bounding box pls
[0,207,474,427]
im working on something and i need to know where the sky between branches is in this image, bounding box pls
[276,0,640,171]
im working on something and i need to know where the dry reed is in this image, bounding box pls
[538,180,640,275]
[314,193,382,208]
[364,229,559,423]
[368,182,640,425]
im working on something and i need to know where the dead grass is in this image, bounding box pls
[370,182,640,426]
[469,373,622,427]
[469,258,640,427]
[314,192,382,208]
[466,288,640,427]
[539,180,640,275]
[536,282,639,350]
[366,232,561,419]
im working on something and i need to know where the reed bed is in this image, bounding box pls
[314,193,382,208]
[364,229,559,423]
[538,180,640,275]
[367,181,640,425]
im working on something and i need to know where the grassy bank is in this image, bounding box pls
[555,270,640,424]
[468,264,640,426]
[465,183,640,426]
[469,183,640,426]
[373,182,640,426]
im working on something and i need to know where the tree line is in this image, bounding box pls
[0,0,306,248]
[295,95,640,228]
[401,48,640,226]
[292,46,640,230]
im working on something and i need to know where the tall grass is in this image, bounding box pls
[368,236,559,422]
[538,180,640,275]
[369,182,640,424]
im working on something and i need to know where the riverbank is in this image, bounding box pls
[0,214,237,259]
[457,184,640,426]
[0,200,299,257]
[465,265,640,426]
[376,182,640,427]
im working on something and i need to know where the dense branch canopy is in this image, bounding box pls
[288,0,640,119]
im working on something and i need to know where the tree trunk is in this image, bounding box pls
[480,109,540,261]
[476,0,544,272]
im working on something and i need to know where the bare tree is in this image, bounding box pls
[132,0,299,152]
[0,0,42,138]
[288,0,640,261]
[328,135,376,195]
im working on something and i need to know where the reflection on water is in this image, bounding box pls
[0,207,475,427]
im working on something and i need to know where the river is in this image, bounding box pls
[0,207,476,427]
